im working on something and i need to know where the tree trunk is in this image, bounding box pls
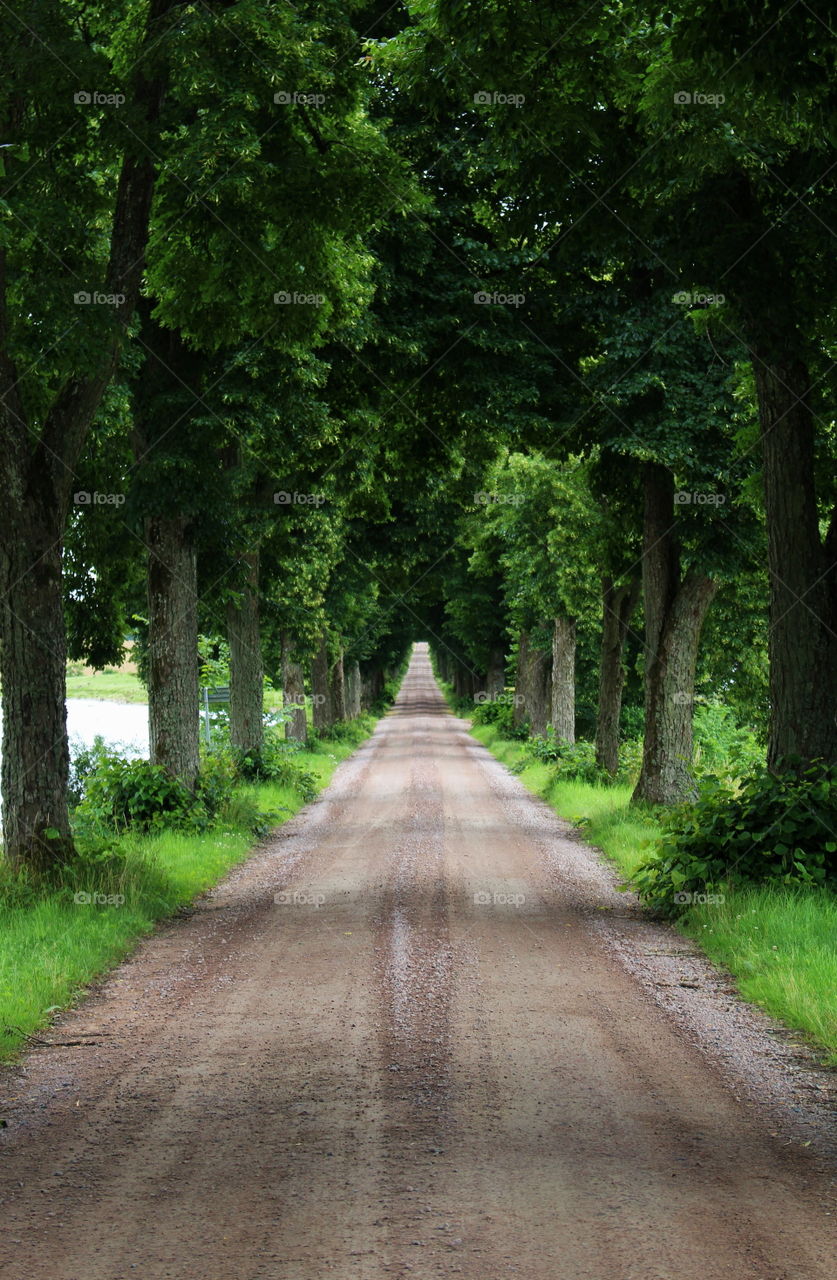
[361,665,384,711]
[146,514,199,789]
[550,616,576,743]
[513,632,529,730]
[329,648,347,722]
[345,658,362,719]
[0,519,74,871]
[311,634,333,730]
[595,575,640,776]
[752,351,837,768]
[281,632,307,743]
[526,643,552,737]
[632,464,717,805]
[226,550,262,755]
[485,647,505,700]
[0,0,179,870]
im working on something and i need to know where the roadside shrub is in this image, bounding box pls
[195,750,239,818]
[632,761,837,915]
[76,755,200,834]
[528,735,603,783]
[471,699,528,738]
[68,735,112,807]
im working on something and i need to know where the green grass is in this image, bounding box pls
[469,717,837,1065]
[684,887,837,1064]
[65,670,148,703]
[0,735,362,1063]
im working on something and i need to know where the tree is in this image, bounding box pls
[0,0,183,869]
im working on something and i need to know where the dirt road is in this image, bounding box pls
[1,644,835,1279]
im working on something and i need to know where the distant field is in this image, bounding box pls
[65,668,284,710]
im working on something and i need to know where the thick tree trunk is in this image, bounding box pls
[0,520,74,871]
[329,648,347,722]
[453,665,477,700]
[513,633,529,730]
[0,1,178,870]
[526,643,552,737]
[485,647,505,700]
[752,352,837,768]
[595,575,641,776]
[146,514,199,789]
[345,658,362,719]
[514,630,552,736]
[281,632,307,743]
[311,634,333,730]
[226,551,263,755]
[361,665,384,712]
[632,464,717,805]
[550,616,576,743]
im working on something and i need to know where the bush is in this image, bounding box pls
[68,735,112,807]
[76,755,202,834]
[471,698,528,738]
[527,734,603,783]
[632,761,837,915]
[231,736,319,800]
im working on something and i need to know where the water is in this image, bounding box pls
[65,698,149,758]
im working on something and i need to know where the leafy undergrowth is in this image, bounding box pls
[470,719,837,1066]
[0,739,360,1062]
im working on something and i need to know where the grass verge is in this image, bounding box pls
[0,732,367,1064]
[468,719,837,1065]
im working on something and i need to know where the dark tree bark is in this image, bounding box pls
[361,665,385,711]
[550,616,576,743]
[0,520,73,871]
[0,1,179,868]
[281,632,307,743]
[595,575,640,776]
[345,658,362,719]
[311,634,334,730]
[146,515,199,790]
[329,647,347,722]
[227,551,263,756]
[632,464,717,805]
[514,629,551,736]
[513,632,530,730]
[485,647,506,700]
[751,352,837,768]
